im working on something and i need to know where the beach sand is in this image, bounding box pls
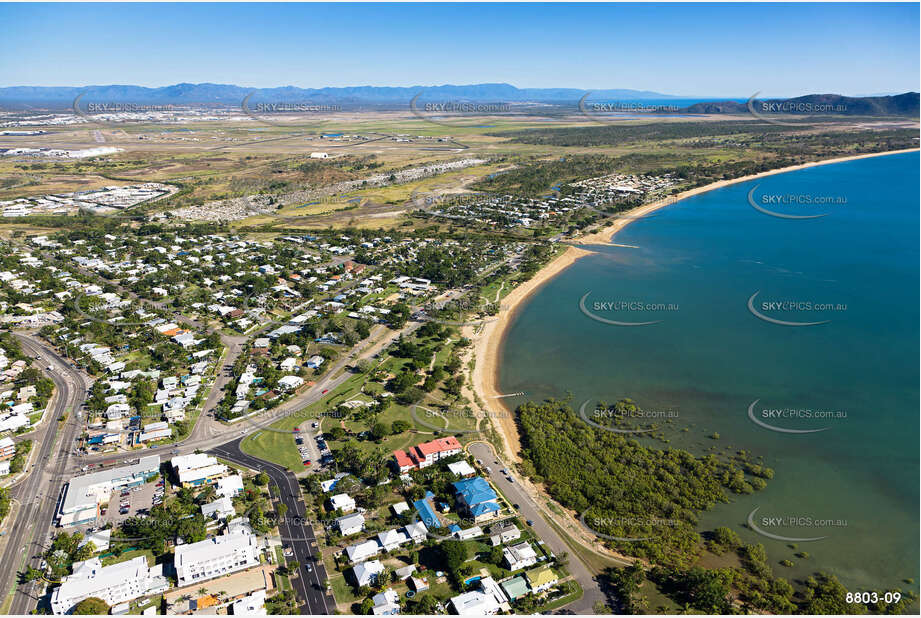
[468,245,593,461]
[472,147,919,461]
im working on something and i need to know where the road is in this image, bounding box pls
[210,439,333,615]
[467,441,619,614]
[0,270,502,613]
[0,333,89,615]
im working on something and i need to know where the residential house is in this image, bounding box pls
[488,521,521,546]
[329,493,356,513]
[503,541,538,571]
[449,577,508,615]
[345,540,380,564]
[500,575,530,602]
[336,513,366,536]
[352,559,384,587]
[371,588,400,615]
[453,477,501,522]
[526,566,559,594]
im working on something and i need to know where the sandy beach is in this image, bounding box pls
[468,245,593,460]
[472,147,919,461]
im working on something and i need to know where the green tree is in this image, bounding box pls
[73,597,109,614]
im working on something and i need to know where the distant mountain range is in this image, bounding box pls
[0,83,916,117]
[681,93,919,117]
[0,82,680,107]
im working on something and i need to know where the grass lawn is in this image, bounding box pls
[242,327,477,470]
[129,595,162,615]
[240,423,302,470]
[534,580,584,613]
[330,571,362,608]
[101,548,156,568]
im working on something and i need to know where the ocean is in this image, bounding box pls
[498,151,919,593]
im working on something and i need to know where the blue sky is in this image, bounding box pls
[1,3,917,97]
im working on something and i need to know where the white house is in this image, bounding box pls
[454,525,482,541]
[449,577,507,615]
[503,541,538,571]
[216,474,244,499]
[277,375,304,391]
[231,590,266,616]
[403,521,427,544]
[352,559,384,587]
[345,539,380,564]
[377,528,409,552]
[488,521,521,546]
[447,461,476,477]
[201,496,236,520]
[371,588,401,615]
[336,513,366,536]
[329,493,356,513]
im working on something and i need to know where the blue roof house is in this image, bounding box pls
[413,491,443,528]
[453,477,501,522]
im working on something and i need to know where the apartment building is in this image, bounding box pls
[173,529,261,587]
[392,436,462,472]
[50,556,168,615]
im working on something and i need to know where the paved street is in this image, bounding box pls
[210,439,333,615]
[467,441,621,614]
[0,334,87,614]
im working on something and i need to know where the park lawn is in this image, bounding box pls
[240,422,302,470]
[241,368,376,469]
[243,325,478,470]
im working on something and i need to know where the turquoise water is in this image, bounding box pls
[499,152,919,593]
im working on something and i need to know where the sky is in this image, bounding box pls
[0,2,918,97]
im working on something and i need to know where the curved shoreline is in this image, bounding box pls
[472,147,919,461]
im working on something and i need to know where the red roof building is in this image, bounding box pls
[393,437,463,472]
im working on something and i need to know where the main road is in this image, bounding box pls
[0,333,89,615]
[468,441,622,614]
[209,439,333,615]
